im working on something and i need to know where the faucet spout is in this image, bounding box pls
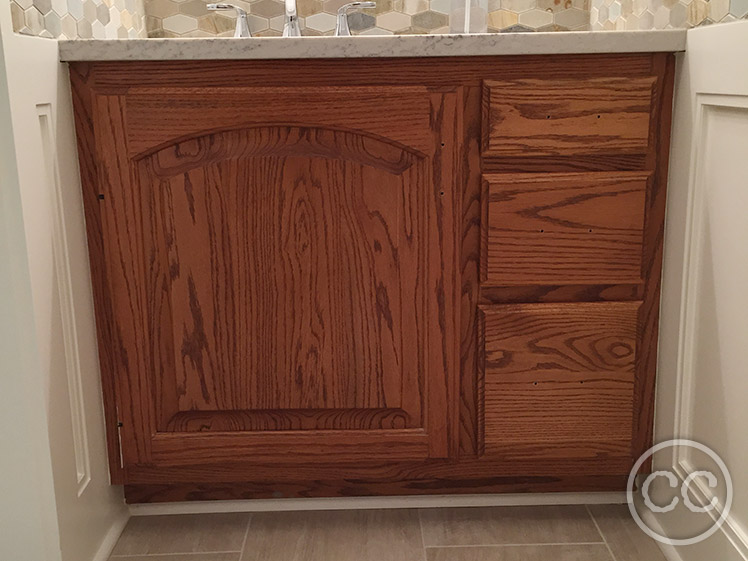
[335,2,375,36]
[207,3,252,38]
[283,0,302,36]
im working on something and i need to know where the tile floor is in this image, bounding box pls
[108,504,668,561]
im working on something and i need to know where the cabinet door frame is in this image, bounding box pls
[85,85,461,474]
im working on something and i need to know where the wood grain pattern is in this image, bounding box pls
[145,129,422,420]
[122,474,629,503]
[83,55,658,92]
[124,87,433,158]
[632,53,675,467]
[69,64,124,482]
[479,284,642,304]
[480,302,639,462]
[93,93,156,466]
[481,172,650,285]
[458,86,484,457]
[89,85,459,468]
[482,77,656,157]
[123,452,633,485]
[67,53,676,498]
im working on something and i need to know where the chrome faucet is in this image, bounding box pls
[335,2,375,36]
[207,3,251,38]
[283,0,302,36]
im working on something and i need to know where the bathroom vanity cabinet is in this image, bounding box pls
[69,53,674,503]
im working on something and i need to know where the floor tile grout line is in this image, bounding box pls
[423,542,608,548]
[237,512,253,559]
[417,508,428,561]
[586,504,620,561]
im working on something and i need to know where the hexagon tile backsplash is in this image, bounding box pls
[590,0,748,28]
[11,0,147,38]
[144,0,592,37]
[8,0,748,39]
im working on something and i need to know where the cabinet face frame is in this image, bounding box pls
[69,53,675,498]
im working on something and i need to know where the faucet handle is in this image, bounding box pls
[335,1,376,36]
[207,3,252,38]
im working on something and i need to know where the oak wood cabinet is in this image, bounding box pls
[69,53,674,503]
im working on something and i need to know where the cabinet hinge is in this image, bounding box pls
[116,420,124,469]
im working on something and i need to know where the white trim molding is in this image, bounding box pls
[129,492,627,516]
[91,511,130,561]
[670,92,748,560]
[37,102,93,495]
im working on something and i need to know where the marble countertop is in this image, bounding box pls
[58,30,686,61]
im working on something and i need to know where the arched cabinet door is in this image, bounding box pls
[93,86,460,473]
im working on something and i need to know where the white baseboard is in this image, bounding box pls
[129,491,626,516]
[640,509,685,561]
[641,506,748,561]
[91,511,130,561]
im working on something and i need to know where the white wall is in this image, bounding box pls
[0,4,129,560]
[653,20,748,561]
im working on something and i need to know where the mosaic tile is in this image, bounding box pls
[9,0,748,41]
[297,0,322,16]
[44,9,62,32]
[487,9,518,27]
[322,0,348,14]
[61,12,77,34]
[501,22,535,30]
[519,7,554,26]
[731,0,748,17]
[76,16,92,35]
[179,0,208,16]
[710,0,730,19]
[252,0,285,17]
[590,0,746,28]
[401,0,427,14]
[162,12,197,30]
[33,0,52,15]
[502,0,535,12]
[306,10,336,30]
[537,0,567,13]
[10,1,25,27]
[377,10,411,29]
[358,25,394,33]
[369,0,393,14]
[347,10,375,29]
[669,2,685,24]
[554,7,588,25]
[412,9,447,27]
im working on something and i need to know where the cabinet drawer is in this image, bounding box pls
[482,77,656,157]
[480,302,640,464]
[481,172,649,286]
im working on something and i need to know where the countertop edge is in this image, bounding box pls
[58,30,687,62]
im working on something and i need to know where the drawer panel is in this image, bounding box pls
[481,172,649,286]
[482,77,656,157]
[480,302,640,462]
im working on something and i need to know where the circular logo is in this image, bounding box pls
[627,439,733,546]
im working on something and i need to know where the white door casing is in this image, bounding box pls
[654,20,748,561]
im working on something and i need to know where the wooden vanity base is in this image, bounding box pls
[69,53,675,503]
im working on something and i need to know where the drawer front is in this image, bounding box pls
[481,172,650,286]
[482,77,656,157]
[480,302,640,466]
